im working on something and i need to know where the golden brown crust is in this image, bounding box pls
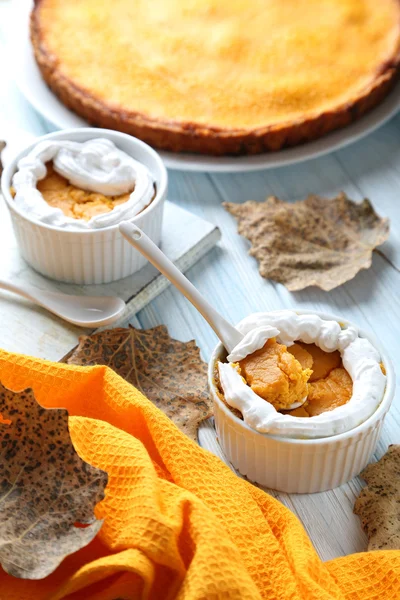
[30,0,400,156]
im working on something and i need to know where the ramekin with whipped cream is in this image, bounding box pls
[208,310,395,493]
[1,128,167,284]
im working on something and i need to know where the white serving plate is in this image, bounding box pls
[12,0,400,173]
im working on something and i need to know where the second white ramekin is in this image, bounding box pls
[208,310,395,494]
[1,128,167,284]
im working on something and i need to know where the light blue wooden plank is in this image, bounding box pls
[1,0,399,558]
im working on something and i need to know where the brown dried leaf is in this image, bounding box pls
[224,193,389,291]
[354,445,400,551]
[0,382,108,579]
[66,325,212,442]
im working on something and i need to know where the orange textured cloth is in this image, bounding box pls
[0,349,399,600]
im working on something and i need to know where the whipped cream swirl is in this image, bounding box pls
[12,139,154,229]
[218,311,386,439]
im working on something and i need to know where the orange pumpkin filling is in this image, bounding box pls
[238,338,312,411]
[287,342,352,416]
[36,162,132,221]
[235,338,353,416]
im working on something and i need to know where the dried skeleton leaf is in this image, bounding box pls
[66,326,212,442]
[224,193,389,291]
[0,382,108,579]
[354,445,400,551]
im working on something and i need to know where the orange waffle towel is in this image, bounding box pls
[0,349,399,600]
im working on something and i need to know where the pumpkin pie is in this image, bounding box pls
[31,0,400,155]
[286,343,352,417]
[217,340,353,417]
[36,162,132,221]
[238,338,312,411]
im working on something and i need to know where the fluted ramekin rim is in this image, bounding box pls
[208,309,395,446]
[1,127,167,234]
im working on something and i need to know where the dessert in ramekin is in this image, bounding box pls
[1,128,167,284]
[208,310,395,493]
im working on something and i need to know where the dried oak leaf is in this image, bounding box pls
[224,193,389,291]
[354,445,400,551]
[0,382,108,579]
[66,325,212,442]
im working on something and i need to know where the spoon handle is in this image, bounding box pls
[119,222,243,353]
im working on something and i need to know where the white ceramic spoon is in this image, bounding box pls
[120,221,243,353]
[119,221,306,410]
[0,279,126,327]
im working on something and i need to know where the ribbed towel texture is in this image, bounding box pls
[0,349,398,600]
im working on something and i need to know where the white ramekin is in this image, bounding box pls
[1,128,167,284]
[208,310,395,494]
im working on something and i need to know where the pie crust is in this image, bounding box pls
[31,0,400,155]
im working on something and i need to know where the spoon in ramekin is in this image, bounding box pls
[119,221,305,409]
[0,279,126,327]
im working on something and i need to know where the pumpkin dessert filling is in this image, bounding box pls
[10,138,155,230]
[285,342,352,417]
[36,162,133,221]
[238,338,312,411]
[225,338,353,417]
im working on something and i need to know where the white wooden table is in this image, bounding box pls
[1,0,399,562]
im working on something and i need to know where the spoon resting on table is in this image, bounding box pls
[0,279,126,328]
[119,221,305,410]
